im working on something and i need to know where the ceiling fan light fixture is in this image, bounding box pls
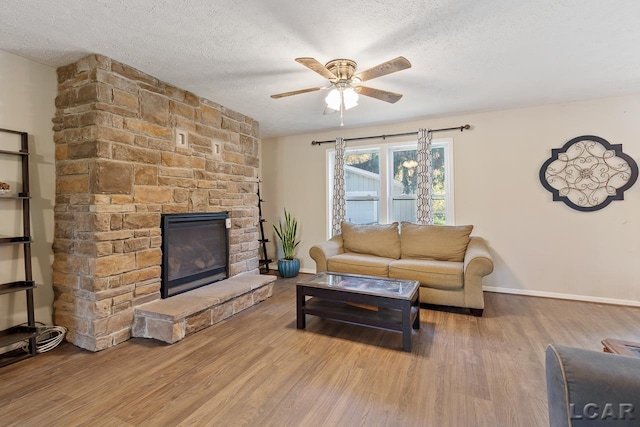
[342,87,359,110]
[325,86,359,111]
[324,89,341,111]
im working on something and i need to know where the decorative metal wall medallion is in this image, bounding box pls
[540,135,638,211]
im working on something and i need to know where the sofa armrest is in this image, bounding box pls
[461,237,493,312]
[546,344,640,427]
[463,236,493,278]
[309,234,344,272]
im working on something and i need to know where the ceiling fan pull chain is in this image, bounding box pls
[340,90,345,126]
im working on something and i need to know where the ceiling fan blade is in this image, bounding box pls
[356,86,403,103]
[295,57,337,80]
[355,56,412,82]
[271,86,324,99]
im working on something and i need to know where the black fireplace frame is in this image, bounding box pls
[160,212,230,299]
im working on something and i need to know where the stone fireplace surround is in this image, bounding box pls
[52,54,267,351]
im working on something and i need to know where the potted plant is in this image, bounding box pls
[273,208,301,278]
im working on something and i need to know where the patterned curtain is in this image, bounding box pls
[332,137,347,236]
[416,128,433,225]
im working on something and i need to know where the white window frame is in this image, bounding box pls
[327,137,454,237]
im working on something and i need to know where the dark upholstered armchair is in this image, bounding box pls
[545,344,640,426]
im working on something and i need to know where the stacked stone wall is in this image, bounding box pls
[52,54,261,351]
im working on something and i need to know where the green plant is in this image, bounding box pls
[273,208,300,260]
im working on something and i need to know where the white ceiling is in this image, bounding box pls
[2,0,640,138]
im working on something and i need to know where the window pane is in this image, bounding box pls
[433,196,446,225]
[345,149,380,224]
[346,200,379,224]
[390,146,447,224]
[432,146,445,195]
[391,197,416,223]
[346,151,379,174]
[432,146,447,224]
[390,148,418,223]
[391,149,418,196]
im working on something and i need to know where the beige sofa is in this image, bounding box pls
[309,222,494,316]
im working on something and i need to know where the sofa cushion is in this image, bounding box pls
[327,253,393,277]
[389,259,464,290]
[341,221,401,260]
[400,222,473,262]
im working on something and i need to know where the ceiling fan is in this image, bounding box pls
[271,56,411,125]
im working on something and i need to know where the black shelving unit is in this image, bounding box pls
[0,128,37,367]
[257,181,272,274]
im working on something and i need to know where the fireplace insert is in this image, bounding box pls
[161,212,230,298]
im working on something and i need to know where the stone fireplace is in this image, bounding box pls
[52,54,263,351]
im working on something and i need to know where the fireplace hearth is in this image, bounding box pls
[161,212,230,298]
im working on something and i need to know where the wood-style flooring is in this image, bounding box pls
[1,274,639,426]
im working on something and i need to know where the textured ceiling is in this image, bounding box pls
[2,0,640,138]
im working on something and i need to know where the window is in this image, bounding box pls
[328,138,453,233]
[344,148,381,224]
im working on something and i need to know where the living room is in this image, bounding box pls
[1,1,640,426]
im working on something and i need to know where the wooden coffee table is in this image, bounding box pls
[602,338,640,357]
[296,272,420,351]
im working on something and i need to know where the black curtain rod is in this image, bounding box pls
[311,124,471,146]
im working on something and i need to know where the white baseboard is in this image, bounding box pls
[277,270,640,307]
[276,274,640,307]
[483,286,640,308]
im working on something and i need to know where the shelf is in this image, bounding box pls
[0,281,36,296]
[0,236,31,245]
[0,325,37,368]
[0,193,30,200]
[0,149,29,157]
[259,259,273,265]
[0,349,34,367]
[0,325,37,349]
[304,298,419,333]
[0,127,35,368]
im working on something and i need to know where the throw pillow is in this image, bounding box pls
[400,222,473,262]
[341,221,401,259]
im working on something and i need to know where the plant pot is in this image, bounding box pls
[277,258,300,278]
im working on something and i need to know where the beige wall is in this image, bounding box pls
[0,50,57,329]
[262,94,640,306]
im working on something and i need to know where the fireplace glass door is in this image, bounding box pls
[161,212,229,298]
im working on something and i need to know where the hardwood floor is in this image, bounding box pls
[1,274,639,426]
